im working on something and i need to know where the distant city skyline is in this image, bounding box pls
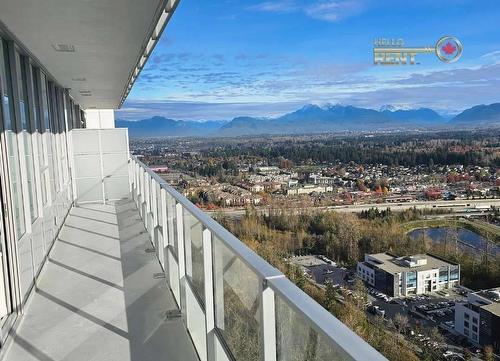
[118,0,500,121]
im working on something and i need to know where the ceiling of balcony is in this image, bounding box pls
[0,0,175,109]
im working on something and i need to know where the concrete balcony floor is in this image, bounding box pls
[4,199,198,361]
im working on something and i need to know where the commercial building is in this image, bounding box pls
[0,1,384,360]
[455,288,500,352]
[287,184,333,195]
[357,253,460,297]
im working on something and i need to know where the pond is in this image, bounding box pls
[408,227,500,256]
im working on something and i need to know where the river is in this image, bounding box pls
[408,227,500,256]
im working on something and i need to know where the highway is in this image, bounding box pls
[207,198,500,219]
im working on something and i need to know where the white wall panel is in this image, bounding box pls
[71,128,129,203]
[31,218,45,275]
[17,235,34,302]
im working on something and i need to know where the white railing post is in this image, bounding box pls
[160,187,168,270]
[140,169,145,212]
[134,163,139,203]
[145,174,151,213]
[176,202,186,315]
[261,281,277,361]
[149,178,157,244]
[203,228,216,361]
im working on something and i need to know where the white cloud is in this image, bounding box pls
[247,1,298,13]
[248,0,366,22]
[305,1,365,22]
[481,50,500,58]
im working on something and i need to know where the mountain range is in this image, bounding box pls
[116,102,500,137]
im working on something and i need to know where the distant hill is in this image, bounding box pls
[116,103,499,137]
[115,116,226,137]
[219,104,445,136]
[450,103,500,126]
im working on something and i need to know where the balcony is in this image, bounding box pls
[3,156,386,361]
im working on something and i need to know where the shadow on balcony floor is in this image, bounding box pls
[4,198,199,361]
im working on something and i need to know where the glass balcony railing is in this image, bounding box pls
[129,156,387,361]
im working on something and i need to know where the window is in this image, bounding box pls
[42,77,57,201]
[472,317,477,324]
[1,39,26,239]
[439,266,448,283]
[406,271,417,288]
[31,66,48,205]
[39,72,55,204]
[472,325,477,332]
[450,265,459,281]
[15,52,38,222]
[464,320,469,328]
[464,312,469,320]
[464,329,469,336]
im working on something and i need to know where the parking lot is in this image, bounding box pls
[290,255,351,286]
[366,288,483,360]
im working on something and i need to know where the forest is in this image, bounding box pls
[204,131,500,167]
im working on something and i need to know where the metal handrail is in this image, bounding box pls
[131,155,387,361]
[133,155,282,279]
[268,276,387,361]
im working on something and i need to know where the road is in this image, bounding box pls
[208,198,500,219]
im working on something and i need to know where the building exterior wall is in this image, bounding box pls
[478,308,500,353]
[455,303,480,344]
[84,109,115,129]
[0,31,84,345]
[360,257,460,298]
[357,262,375,286]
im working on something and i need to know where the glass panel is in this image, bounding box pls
[1,40,25,238]
[184,209,204,303]
[275,295,345,361]
[213,236,261,361]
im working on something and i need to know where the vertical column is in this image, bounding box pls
[261,281,277,361]
[203,228,215,361]
[97,129,105,204]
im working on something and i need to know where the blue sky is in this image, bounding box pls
[117,0,500,121]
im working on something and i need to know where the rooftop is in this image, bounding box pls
[474,288,500,317]
[365,252,457,274]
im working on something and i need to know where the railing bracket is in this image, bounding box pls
[165,309,182,319]
[153,272,166,279]
[145,248,156,253]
